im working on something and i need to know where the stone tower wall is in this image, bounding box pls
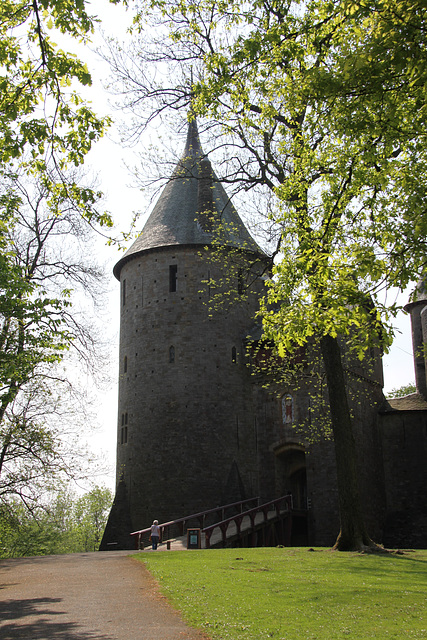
[380,410,427,548]
[117,245,265,530]
[408,303,427,398]
[421,305,427,396]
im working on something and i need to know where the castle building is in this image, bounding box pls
[378,280,427,548]
[101,121,427,550]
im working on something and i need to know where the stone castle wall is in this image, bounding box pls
[250,345,386,547]
[380,410,427,548]
[117,245,266,530]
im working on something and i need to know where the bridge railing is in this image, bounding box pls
[202,494,293,549]
[130,497,261,549]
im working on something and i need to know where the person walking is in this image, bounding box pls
[150,520,160,550]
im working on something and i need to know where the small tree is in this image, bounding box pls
[386,383,417,399]
[73,486,114,552]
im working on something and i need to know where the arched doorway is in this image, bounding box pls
[274,443,308,545]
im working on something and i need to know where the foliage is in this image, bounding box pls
[123,0,427,347]
[72,486,114,552]
[140,548,427,640]
[0,491,76,557]
[0,0,139,245]
[0,0,129,510]
[0,376,103,509]
[0,166,109,507]
[386,382,417,399]
[0,485,113,557]
[0,0,117,223]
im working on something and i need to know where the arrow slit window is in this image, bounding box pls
[169,265,177,292]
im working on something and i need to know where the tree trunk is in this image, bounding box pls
[320,334,374,550]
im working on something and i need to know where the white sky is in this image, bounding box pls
[77,1,417,491]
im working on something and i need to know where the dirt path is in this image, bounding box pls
[0,550,209,640]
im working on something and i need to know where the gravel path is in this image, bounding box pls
[0,550,209,640]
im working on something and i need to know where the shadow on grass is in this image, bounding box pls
[331,549,427,582]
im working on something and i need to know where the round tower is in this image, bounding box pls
[105,121,268,542]
[404,279,427,398]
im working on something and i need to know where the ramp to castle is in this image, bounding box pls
[132,495,294,551]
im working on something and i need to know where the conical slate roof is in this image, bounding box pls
[404,278,427,312]
[114,120,264,279]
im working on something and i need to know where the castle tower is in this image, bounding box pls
[404,279,427,398]
[101,120,389,551]
[101,121,267,548]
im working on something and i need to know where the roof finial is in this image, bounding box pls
[184,69,203,157]
[184,117,203,157]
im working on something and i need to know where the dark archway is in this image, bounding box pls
[274,443,308,545]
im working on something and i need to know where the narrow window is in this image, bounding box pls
[122,278,126,306]
[124,426,128,444]
[121,413,125,426]
[120,428,124,445]
[231,346,237,363]
[238,269,245,295]
[282,394,293,425]
[169,345,175,363]
[124,356,128,373]
[169,265,178,292]
[125,412,128,425]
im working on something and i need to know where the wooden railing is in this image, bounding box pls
[130,497,260,549]
[203,495,293,549]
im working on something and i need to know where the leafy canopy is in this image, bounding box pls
[0,485,113,557]
[0,0,120,226]
[130,0,427,359]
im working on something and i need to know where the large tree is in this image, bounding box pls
[0,167,108,507]
[0,0,129,509]
[106,0,427,549]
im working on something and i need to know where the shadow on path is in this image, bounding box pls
[0,596,113,640]
[0,552,209,640]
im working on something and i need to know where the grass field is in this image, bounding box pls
[137,547,427,640]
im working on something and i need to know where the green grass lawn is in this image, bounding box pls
[137,547,427,640]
